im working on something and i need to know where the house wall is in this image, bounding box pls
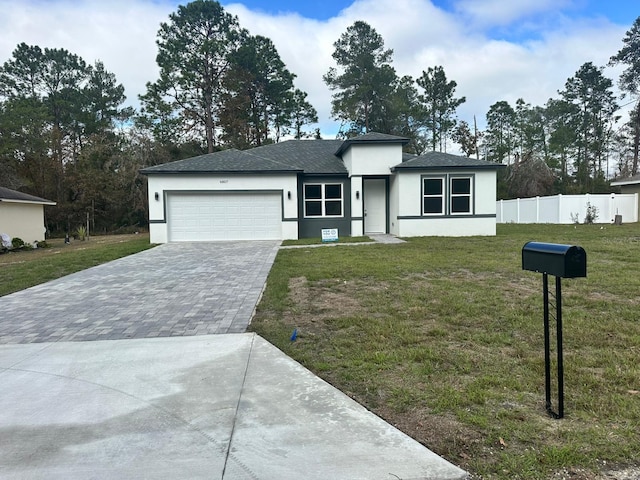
[0,202,47,243]
[350,176,364,236]
[298,176,351,239]
[147,173,299,243]
[343,144,403,176]
[392,169,498,237]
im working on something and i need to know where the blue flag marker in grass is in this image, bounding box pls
[290,328,298,342]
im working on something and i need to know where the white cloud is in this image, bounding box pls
[0,0,632,140]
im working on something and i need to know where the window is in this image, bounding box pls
[422,175,473,216]
[450,177,472,214]
[423,177,445,215]
[304,183,343,217]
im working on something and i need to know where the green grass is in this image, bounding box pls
[281,235,372,246]
[251,223,640,479]
[0,234,155,297]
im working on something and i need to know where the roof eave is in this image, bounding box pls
[0,199,57,206]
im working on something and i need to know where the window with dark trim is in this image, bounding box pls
[450,177,472,214]
[304,183,343,217]
[422,177,445,215]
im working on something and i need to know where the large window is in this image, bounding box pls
[304,183,343,217]
[422,175,473,216]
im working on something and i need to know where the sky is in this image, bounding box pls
[0,0,637,141]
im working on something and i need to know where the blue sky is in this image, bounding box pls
[0,0,638,153]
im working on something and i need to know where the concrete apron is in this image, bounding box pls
[0,333,467,480]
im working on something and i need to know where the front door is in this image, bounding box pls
[364,179,386,234]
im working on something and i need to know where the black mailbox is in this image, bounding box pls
[522,242,586,278]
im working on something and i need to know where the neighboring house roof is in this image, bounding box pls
[335,132,410,156]
[0,187,56,205]
[392,151,505,171]
[611,173,640,186]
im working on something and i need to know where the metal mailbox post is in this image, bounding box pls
[522,242,587,419]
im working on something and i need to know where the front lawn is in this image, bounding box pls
[0,234,154,297]
[251,223,640,479]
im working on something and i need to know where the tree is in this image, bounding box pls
[545,98,579,186]
[416,66,466,152]
[452,120,481,158]
[219,34,297,147]
[290,89,318,140]
[560,62,618,190]
[0,43,129,233]
[140,0,245,152]
[504,152,555,198]
[323,21,397,135]
[609,16,640,175]
[483,101,516,163]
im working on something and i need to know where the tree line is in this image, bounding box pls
[1,0,639,235]
[321,19,640,199]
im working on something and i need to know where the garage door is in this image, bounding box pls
[167,192,282,241]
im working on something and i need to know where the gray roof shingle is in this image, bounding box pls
[0,187,55,204]
[335,132,410,156]
[392,151,505,170]
[140,148,303,174]
[141,140,348,175]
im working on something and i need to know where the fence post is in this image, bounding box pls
[536,196,540,222]
[517,198,521,224]
[558,194,562,223]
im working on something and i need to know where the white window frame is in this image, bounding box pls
[421,174,474,216]
[422,177,445,216]
[304,183,344,218]
[449,176,473,215]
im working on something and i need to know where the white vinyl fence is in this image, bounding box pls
[497,193,639,224]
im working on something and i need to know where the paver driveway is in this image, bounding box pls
[0,241,280,344]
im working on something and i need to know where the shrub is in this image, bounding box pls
[584,202,599,224]
[36,240,50,249]
[76,225,87,241]
[11,237,25,249]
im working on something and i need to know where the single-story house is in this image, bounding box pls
[0,187,56,243]
[141,133,504,243]
[611,173,640,221]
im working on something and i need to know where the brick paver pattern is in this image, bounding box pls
[0,241,279,344]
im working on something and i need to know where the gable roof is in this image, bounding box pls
[0,187,56,205]
[392,151,505,171]
[141,140,348,176]
[611,173,640,186]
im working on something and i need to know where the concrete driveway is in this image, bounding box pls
[0,241,280,343]
[0,241,467,479]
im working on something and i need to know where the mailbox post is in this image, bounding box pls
[522,242,587,419]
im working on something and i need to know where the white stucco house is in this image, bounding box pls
[0,187,56,243]
[140,133,504,243]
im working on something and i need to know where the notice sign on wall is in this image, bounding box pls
[321,228,339,243]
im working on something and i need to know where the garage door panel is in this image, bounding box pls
[168,193,282,241]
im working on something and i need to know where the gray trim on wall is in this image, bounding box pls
[397,214,496,219]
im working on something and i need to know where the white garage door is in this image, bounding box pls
[167,192,282,241]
